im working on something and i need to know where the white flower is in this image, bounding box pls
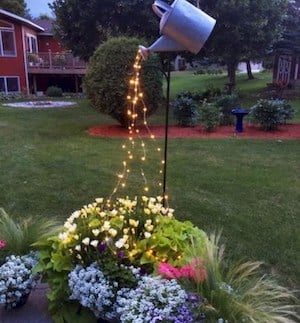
[144,232,151,239]
[75,245,81,252]
[92,229,100,237]
[82,237,90,246]
[115,239,125,249]
[90,240,99,247]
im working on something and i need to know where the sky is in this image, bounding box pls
[26,0,54,18]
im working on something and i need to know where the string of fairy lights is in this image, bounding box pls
[110,49,166,201]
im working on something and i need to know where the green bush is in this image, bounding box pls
[172,92,199,127]
[250,99,294,131]
[215,94,239,125]
[199,100,219,132]
[46,86,63,97]
[84,37,163,126]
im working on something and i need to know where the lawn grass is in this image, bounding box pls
[0,98,299,288]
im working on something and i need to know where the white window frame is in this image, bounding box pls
[0,20,16,57]
[26,33,38,53]
[0,76,20,94]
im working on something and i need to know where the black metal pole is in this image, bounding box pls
[163,56,171,207]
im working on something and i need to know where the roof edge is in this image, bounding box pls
[0,9,44,31]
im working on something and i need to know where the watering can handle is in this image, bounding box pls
[152,0,171,18]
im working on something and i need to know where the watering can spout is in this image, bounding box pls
[139,36,186,60]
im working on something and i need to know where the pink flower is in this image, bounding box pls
[0,240,6,249]
[158,258,207,283]
[180,264,196,280]
[158,262,181,279]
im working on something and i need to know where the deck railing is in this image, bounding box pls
[27,52,86,70]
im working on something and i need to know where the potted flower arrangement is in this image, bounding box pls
[34,195,300,323]
[0,252,39,309]
[34,196,209,322]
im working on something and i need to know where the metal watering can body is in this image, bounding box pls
[140,0,216,58]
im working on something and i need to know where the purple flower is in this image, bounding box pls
[117,251,125,258]
[98,242,107,252]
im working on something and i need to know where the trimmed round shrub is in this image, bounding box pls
[250,99,294,131]
[84,37,163,126]
[172,92,199,127]
[46,86,63,97]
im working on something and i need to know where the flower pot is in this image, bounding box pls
[5,292,30,310]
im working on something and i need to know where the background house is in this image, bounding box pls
[0,9,86,96]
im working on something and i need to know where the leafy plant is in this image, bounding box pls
[172,92,199,127]
[250,99,295,131]
[199,101,220,132]
[46,86,63,97]
[215,94,239,125]
[0,208,60,261]
[84,36,163,126]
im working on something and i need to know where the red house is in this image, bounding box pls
[0,9,86,96]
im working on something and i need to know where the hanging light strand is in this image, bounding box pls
[110,49,164,198]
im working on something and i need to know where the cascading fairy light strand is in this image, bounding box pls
[110,49,165,198]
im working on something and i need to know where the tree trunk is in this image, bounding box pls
[226,63,236,94]
[246,59,254,80]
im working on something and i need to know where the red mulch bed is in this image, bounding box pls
[87,123,300,139]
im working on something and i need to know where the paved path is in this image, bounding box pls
[0,283,53,323]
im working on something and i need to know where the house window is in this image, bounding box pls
[0,77,20,94]
[26,34,38,53]
[0,20,16,56]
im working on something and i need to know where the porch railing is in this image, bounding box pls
[26,52,86,70]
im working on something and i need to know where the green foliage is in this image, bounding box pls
[0,0,27,16]
[50,0,158,61]
[250,99,295,131]
[138,216,208,267]
[33,235,76,321]
[199,0,288,85]
[215,94,240,126]
[188,233,300,322]
[46,86,63,97]
[84,36,163,126]
[199,101,220,132]
[172,92,199,127]
[0,208,60,262]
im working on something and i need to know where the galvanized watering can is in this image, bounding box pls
[140,0,216,58]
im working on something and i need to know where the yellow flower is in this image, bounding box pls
[100,211,106,218]
[129,219,139,227]
[144,208,151,215]
[101,221,111,231]
[109,228,118,237]
[146,225,154,232]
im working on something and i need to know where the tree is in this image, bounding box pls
[197,0,288,87]
[274,0,300,56]
[0,0,27,16]
[50,0,159,61]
